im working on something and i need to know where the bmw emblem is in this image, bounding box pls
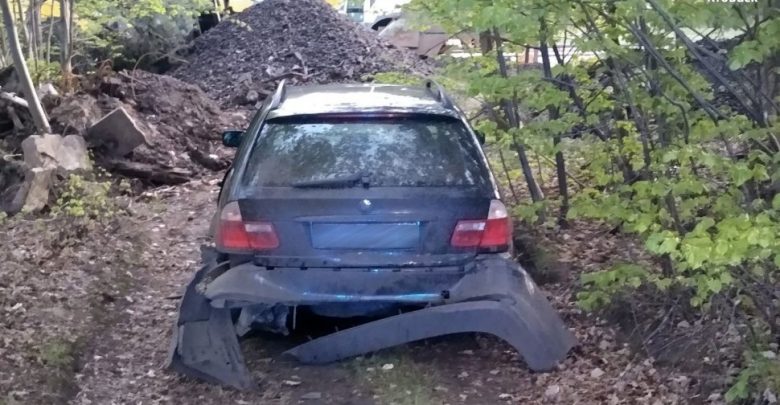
[360,199,372,212]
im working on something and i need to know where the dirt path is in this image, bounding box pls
[70,179,692,405]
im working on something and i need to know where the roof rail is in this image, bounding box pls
[424,79,454,110]
[268,79,287,110]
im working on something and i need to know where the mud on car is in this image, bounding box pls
[167,80,576,389]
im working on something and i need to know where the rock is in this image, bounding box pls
[544,384,561,399]
[300,392,322,400]
[381,363,394,371]
[763,388,777,404]
[677,320,691,329]
[36,83,60,108]
[237,72,253,84]
[244,89,260,104]
[50,94,102,134]
[22,134,91,174]
[99,77,126,98]
[590,367,605,379]
[86,107,148,157]
[0,159,26,214]
[11,167,53,213]
[761,351,777,359]
[282,379,302,386]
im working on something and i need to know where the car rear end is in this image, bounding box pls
[210,108,514,313]
[168,84,576,390]
[217,111,510,264]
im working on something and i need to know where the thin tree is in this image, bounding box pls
[539,20,569,227]
[492,29,545,207]
[13,0,28,57]
[0,0,51,133]
[60,0,72,77]
[27,0,45,62]
[45,0,54,62]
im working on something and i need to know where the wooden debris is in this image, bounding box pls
[6,106,23,130]
[102,159,193,185]
[0,91,29,108]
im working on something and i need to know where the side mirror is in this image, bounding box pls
[222,130,244,148]
[475,130,486,145]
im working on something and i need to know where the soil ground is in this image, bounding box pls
[56,176,696,405]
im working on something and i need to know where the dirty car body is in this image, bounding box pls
[168,81,577,390]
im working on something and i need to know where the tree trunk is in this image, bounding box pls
[26,0,43,77]
[60,0,71,76]
[492,29,545,208]
[0,16,7,65]
[497,149,519,203]
[211,0,221,21]
[45,0,55,63]
[33,1,43,60]
[14,0,29,58]
[0,0,51,134]
[478,31,492,54]
[26,2,35,57]
[539,24,569,227]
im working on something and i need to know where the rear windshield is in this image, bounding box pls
[240,115,490,188]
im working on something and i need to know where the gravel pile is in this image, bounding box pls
[173,0,431,106]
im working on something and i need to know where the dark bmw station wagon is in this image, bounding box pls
[214,81,511,260]
[168,81,576,390]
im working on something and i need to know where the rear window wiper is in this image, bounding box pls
[291,172,371,189]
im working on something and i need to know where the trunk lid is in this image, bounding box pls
[238,187,491,258]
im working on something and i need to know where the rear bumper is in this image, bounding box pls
[204,259,475,308]
[168,249,577,390]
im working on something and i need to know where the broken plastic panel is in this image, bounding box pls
[167,248,577,390]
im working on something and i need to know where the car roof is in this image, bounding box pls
[267,83,461,119]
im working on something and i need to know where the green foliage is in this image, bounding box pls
[513,201,547,223]
[75,0,213,69]
[577,263,649,311]
[37,339,76,369]
[27,59,61,85]
[726,350,780,403]
[415,0,779,399]
[349,353,440,405]
[52,175,116,220]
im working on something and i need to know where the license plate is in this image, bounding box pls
[310,222,420,249]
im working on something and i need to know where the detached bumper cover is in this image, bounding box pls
[167,251,577,390]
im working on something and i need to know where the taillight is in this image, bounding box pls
[216,201,279,251]
[450,200,511,251]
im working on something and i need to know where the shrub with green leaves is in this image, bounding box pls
[412,0,779,400]
[52,174,116,220]
[75,0,213,70]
